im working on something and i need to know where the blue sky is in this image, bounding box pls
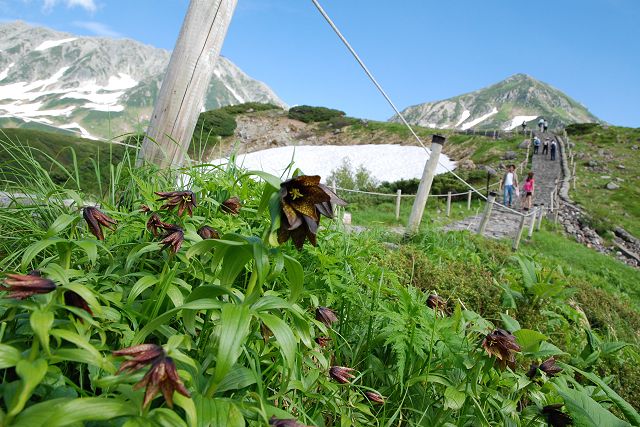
[1,0,639,127]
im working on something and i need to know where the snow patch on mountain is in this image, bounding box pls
[455,109,471,127]
[461,108,498,130]
[504,115,538,131]
[0,63,14,81]
[34,38,77,51]
[213,145,456,183]
[59,122,98,140]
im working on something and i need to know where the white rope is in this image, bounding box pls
[309,0,492,203]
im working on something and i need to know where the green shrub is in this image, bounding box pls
[288,105,345,123]
[195,109,237,137]
[221,102,281,115]
[566,123,601,136]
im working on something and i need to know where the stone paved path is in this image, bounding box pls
[443,131,563,240]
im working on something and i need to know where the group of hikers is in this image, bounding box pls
[499,165,535,211]
[532,135,557,160]
[501,117,559,209]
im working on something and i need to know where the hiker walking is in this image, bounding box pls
[521,121,527,134]
[542,138,549,156]
[543,119,549,133]
[550,139,557,160]
[499,164,519,208]
[533,136,541,154]
[538,117,545,133]
[521,172,535,211]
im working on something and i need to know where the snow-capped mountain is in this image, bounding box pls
[390,74,600,130]
[0,21,286,139]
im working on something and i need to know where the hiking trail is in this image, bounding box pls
[443,131,563,240]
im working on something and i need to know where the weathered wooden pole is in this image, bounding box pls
[537,204,545,230]
[527,207,538,239]
[467,190,472,210]
[406,135,445,234]
[446,192,452,217]
[477,191,497,235]
[138,0,238,168]
[395,189,402,220]
[512,214,527,251]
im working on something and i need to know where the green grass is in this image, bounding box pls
[0,128,128,195]
[522,227,640,308]
[569,125,640,236]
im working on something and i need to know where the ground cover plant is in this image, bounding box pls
[566,124,640,237]
[0,138,639,426]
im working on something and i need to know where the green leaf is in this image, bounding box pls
[444,386,466,410]
[71,240,98,264]
[218,244,252,287]
[556,384,630,427]
[13,397,139,427]
[174,394,197,427]
[216,366,257,394]
[258,312,298,371]
[30,309,54,354]
[185,238,246,259]
[128,274,159,304]
[243,170,281,189]
[8,359,48,417]
[499,313,521,333]
[46,214,78,237]
[602,342,631,356]
[21,238,64,269]
[576,369,640,426]
[49,329,109,371]
[193,395,244,427]
[526,341,568,359]
[131,299,223,345]
[283,254,304,302]
[213,304,251,385]
[63,282,102,316]
[125,242,162,271]
[513,329,547,353]
[147,408,188,427]
[0,344,22,369]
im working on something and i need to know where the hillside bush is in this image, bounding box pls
[0,137,638,425]
[565,123,601,136]
[221,102,281,115]
[195,109,237,137]
[288,105,345,123]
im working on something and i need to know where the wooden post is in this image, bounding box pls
[537,204,544,230]
[527,207,537,239]
[467,190,472,210]
[554,201,560,225]
[446,192,452,217]
[332,180,337,194]
[138,0,238,168]
[477,192,496,235]
[549,191,554,212]
[512,214,527,251]
[395,189,402,220]
[407,135,446,234]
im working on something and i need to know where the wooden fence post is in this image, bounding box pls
[446,192,452,217]
[332,180,337,194]
[407,135,446,234]
[527,207,538,239]
[537,203,544,230]
[467,190,472,210]
[512,214,527,251]
[395,189,402,220]
[138,0,238,168]
[477,192,496,235]
[549,190,555,212]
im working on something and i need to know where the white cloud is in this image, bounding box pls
[42,0,97,13]
[72,21,121,37]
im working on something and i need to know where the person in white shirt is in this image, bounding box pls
[499,164,519,208]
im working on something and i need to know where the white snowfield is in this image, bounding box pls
[504,115,538,131]
[460,107,498,130]
[212,145,456,183]
[34,38,77,51]
[0,65,137,119]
